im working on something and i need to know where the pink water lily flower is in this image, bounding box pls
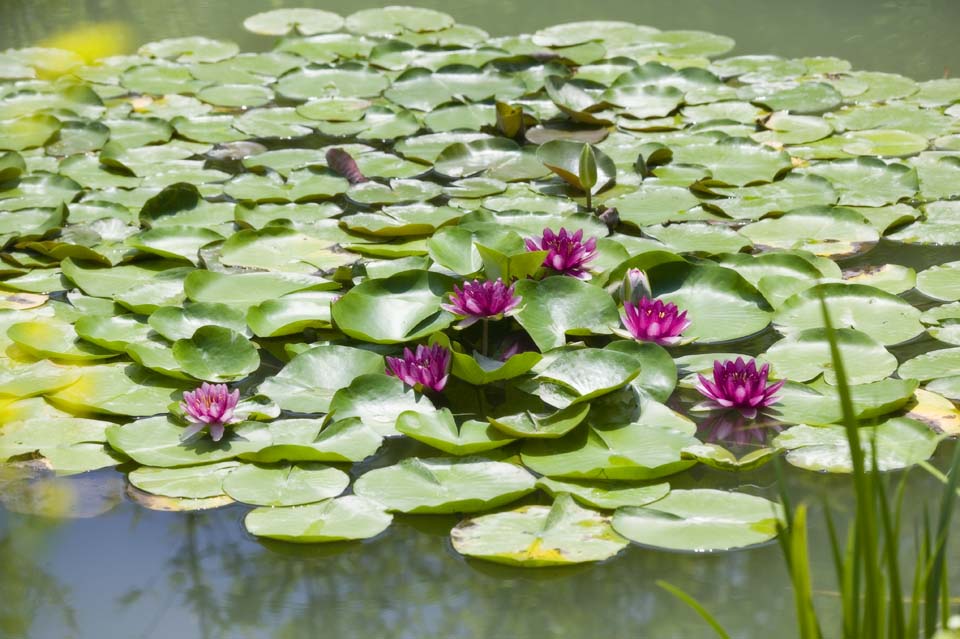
[441,278,522,328]
[180,382,240,442]
[696,358,785,419]
[525,227,597,279]
[386,344,451,392]
[622,297,691,346]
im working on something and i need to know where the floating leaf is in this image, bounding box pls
[244,495,392,543]
[612,489,783,551]
[451,493,628,567]
[353,457,536,514]
[222,462,349,506]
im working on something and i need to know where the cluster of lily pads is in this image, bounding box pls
[1,6,959,566]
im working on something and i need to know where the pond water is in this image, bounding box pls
[3,446,958,639]
[3,0,960,81]
[3,1,960,638]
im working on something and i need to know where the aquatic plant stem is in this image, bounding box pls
[482,318,489,358]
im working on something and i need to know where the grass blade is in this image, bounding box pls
[656,580,731,639]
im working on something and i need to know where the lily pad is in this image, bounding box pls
[774,283,923,345]
[222,462,349,506]
[513,277,619,351]
[612,489,782,552]
[244,495,392,543]
[395,408,515,455]
[763,328,897,384]
[353,457,536,514]
[128,461,239,498]
[331,270,454,343]
[450,493,628,567]
[172,326,260,382]
[257,344,384,413]
[774,418,940,472]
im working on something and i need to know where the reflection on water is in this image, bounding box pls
[1,0,959,80]
[1,450,958,639]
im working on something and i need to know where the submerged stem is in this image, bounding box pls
[481,318,489,358]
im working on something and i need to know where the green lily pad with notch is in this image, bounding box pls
[771,377,919,426]
[707,174,838,221]
[917,261,960,301]
[184,270,336,309]
[238,418,383,464]
[345,6,453,36]
[643,222,751,255]
[223,462,349,506]
[396,408,516,455]
[645,261,772,343]
[244,495,392,543]
[899,347,960,382]
[752,112,833,146]
[0,114,60,151]
[763,327,897,385]
[775,282,922,345]
[385,67,525,112]
[244,9,344,35]
[129,460,240,498]
[434,138,551,182]
[7,319,116,361]
[489,403,591,439]
[605,185,703,228]
[327,373,435,437]
[513,277,619,352]
[127,226,223,264]
[353,456,535,514]
[45,363,191,417]
[0,359,80,397]
[537,477,669,510]
[532,21,658,48]
[682,443,778,472]
[74,313,153,352]
[235,202,342,228]
[106,417,267,467]
[520,422,698,480]
[225,170,349,203]
[604,341,678,402]
[887,201,960,245]
[669,139,792,186]
[60,257,183,297]
[275,67,390,100]
[843,264,916,295]
[246,291,338,338]
[450,493,628,567]
[331,269,454,343]
[257,344,384,414]
[804,157,917,207]
[0,151,26,181]
[219,227,355,274]
[612,489,783,552]
[424,103,495,132]
[172,326,259,383]
[148,302,248,341]
[0,416,113,466]
[139,36,239,63]
[740,205,879,257]
[316,106,420,141]
[529,348,642,406]
[773,418,940,472]
[196,84,274,108]
[841,129,929,157]
[745,82,842,114]
[346,179,443,206]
